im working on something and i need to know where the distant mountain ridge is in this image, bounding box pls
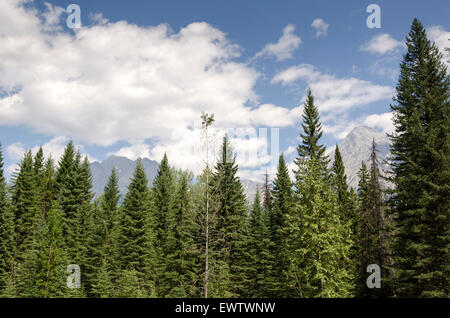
[89,126,391,199]
[90,155,159,198]
[328,126,390,189]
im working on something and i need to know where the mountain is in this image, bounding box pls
[90,126,390,199]
[328,126,390,189]
[90,155,159,198]
[90,155,263,203]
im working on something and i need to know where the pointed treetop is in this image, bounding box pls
[295,88,328,168]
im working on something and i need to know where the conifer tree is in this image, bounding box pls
[119,160,150,287]
[294,88,328,181]
[332,145,353,221]
[0,143,14,289]
[262,171,272,212]
[11,151,38,257]
[247,189,272,297]
[332,145,358,290]
[55,141,76,194]
[91,261,114,298]
[15,202,67,298]
[41,158,56,217]
[33,147,45,205]
[148,153,175,296]
[287,159,353,297]
[268,154,293,297]
[389,18,449,297]
[210,136,248,297]
[163,172,198,297]
[98,168,121,279]
[116,269,146,298]
[34,203,67,297]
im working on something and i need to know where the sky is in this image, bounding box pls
[0,0,449,182]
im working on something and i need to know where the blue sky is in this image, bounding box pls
[0,0,448,181]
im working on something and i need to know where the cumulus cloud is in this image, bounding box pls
[0,0,297,172]
[363,112,394,134]
[5,135,96,175]
[360,33,404,54]
[427,25,450,65]
[0,1,296,142]
[311,18,329,37]
[109,142,152,161]
[6,136,96,163]
[271,64,394,115]
[6,142,26,161]
[253,24,301,61]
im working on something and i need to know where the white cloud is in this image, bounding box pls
[283,145,296,157]
[253,24,301,61]
[427,25,450,65]
[5,136,97,168]
[360,33,404,55]
[108,142,152,161]
[363,112,394,134]
[271,64,394,115]
[0,1,296,142]
[311,18,329,37]
[0,0,298,174]
[6,142,26,161]
[322,112,394,142]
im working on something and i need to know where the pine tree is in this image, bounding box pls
[268,154,293,297]
[55,141,76,194]
[34,203,67,297]
[0,143,15,289]
[41,158,56,218]
[389,18,449,297]
[91,261,114,298]
[332,145,358,291]
[15,202,67,298]
[210,136,248,297]
[247,189,272,297]
[367,140,391,297]
[148,153,175,297]
[163,172,198,297]
[11,150,38,257]
[262,171,272,212]
[33,147,46,208]
[287,159,353,297]
[355,161,369,296]
[332,145,353,221]
[119,160,150,287]
[97,168,121,282]
[294,88,328,181]
[116,269,146,298]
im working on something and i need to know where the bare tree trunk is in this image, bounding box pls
[201,112,214,298]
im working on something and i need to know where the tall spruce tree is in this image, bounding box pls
[0,143,14,290]
[163,172,198,297]
[288,159,353,297]
[332,145,353,221]
[99,168,121,273]
[119,160,150,290]
[294,88,328,181]
[90,168,121,297]
[268,154,293,297]
[262,171,273,212]
[11,151,38,257]
[389,18,449,297]
[210,136,248,297]
[149,153,175,297]
[332,145,358,293]
[247,189,272,297]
